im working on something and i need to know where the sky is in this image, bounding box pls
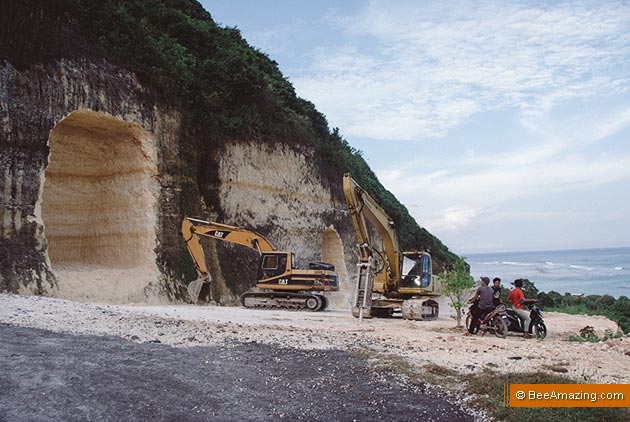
[200,0,630,254]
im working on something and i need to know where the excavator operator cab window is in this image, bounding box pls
[400,254,432,289]
[261,255,278,271]
[259,253,289,280]
[420,254,431,288]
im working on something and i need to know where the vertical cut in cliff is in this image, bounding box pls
[321,226,351,309]
[40,110,160,303]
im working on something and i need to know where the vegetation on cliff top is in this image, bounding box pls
[45,0,458,266]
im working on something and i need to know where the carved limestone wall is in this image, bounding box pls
[0,59,359,308]
[213,142,355,309]
[41,110,161,303]
[0,59,187,303]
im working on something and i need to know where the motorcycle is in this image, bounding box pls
[501,299,547,339]
[465,302,508,338]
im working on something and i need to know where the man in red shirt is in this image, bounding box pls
[507,279,535,338]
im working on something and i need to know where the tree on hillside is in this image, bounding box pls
[438,258,475,327]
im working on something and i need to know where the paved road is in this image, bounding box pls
[0,324,473,421]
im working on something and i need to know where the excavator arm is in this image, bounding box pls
[181,217,276,281]
[343,173,401,291]
[343,174,439,321]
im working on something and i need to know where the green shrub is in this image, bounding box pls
[547,294,630,334]
[596,294,616,307]
[536,291,554,308]
[438,258,475,327]
[516,281,630,334]
[517,278,539,298]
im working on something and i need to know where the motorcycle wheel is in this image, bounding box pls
[465,314,478,334]
[493,315,507,338]
[534,322,547,339]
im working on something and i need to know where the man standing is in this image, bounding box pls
[464,276,494,335]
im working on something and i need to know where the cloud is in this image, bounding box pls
[206,0,630,251]
[378,92,630,216]
[293,0,630,140]
[435,207,480,231]
[381,149,630,235]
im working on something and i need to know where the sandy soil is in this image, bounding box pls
[1,293,628,387]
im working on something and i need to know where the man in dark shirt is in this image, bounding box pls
[465,276,494,335]
[492,277,503,307]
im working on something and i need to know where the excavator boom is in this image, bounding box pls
[182,217,276,279]
[343,174,401,291]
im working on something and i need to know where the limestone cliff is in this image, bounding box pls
[0,59,184,302]
[0,56,359,306]
[0,0,457,309]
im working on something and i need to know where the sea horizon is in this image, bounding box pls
[464,246,630,298]
[460,245,630,256]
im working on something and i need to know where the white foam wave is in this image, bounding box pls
[569,265,594,271]
[545,261,557,266]
[614,267,624,271]
[501,261,534,266]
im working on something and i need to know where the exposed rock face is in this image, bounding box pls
[42,110,161,303]
[0,59,357,308]
[213,142,354,309]
[2,59,178,302]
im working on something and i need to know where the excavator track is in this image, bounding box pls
[240,292,329,312]
[401,298,439,320]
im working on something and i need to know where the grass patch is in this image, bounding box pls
[565,328,623,343]
[351,348,630,421]
[424,362,459,377]
[351,350,423,379]
[467,369,629,421]
[350,350,461,389]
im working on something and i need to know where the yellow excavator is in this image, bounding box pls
[181,217,338,311]
[343,174,440,321]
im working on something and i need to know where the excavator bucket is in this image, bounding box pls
[187,278,210,304]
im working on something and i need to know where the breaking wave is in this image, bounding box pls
[569,265,594,271]
[466,247,630,298]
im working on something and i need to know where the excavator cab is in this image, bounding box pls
[258,252,292,280]
[400,253,432,289]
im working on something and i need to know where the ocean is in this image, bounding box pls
[465,247,630,298]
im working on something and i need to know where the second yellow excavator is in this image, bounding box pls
[182,217,338,311]
[343,174,440,321]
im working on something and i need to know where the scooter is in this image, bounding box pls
[465,301,508,338]
[500,299,547,339]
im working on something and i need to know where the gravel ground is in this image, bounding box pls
[0,295,479,421]
[2,293,628,421]
[0,324,475,421]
